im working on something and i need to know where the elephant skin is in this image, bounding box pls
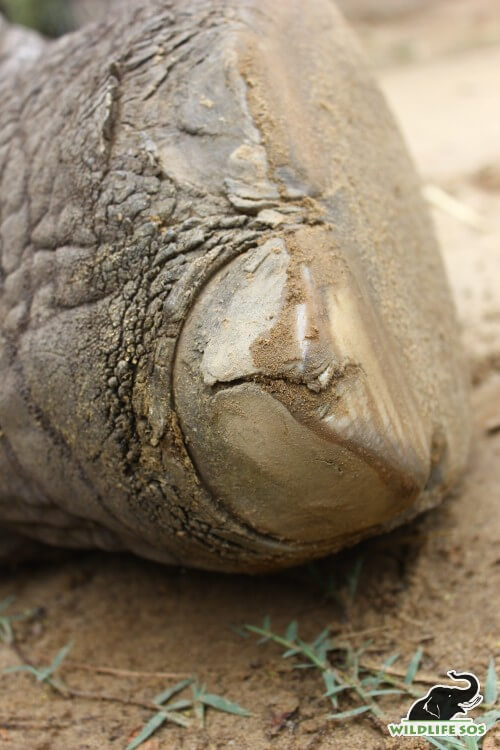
[0,0,469,571]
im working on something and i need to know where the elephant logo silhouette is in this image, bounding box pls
[407,671,483,721]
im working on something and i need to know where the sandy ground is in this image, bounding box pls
[1,2,500,748]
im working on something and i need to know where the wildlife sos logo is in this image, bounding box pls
[388,670,487,738]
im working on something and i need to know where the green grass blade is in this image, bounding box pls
[3,664,42,678]
[374,651,400,677]
[328,705,372,720]
[298,639,327,670]
[425,738,460,750]
[245,625,293,651]
[162,711,191,729]
[257,615,272,644]
[199,693,251,717]
[323,670,339,707]
[194,700,205,726]
[46,641,72,678]
[485,658,498,705]
[312,628,330,649]
[481,709,500,731]
[282,648,301,659]
[404,647,423,685]
[192,682,205,726]
[37,666,52,682]
[323,671,336,694]
[422,739,445,750]
[284,621,298,642]
[324,684,349,698]
[191,681,202,701]
[352,651,360,680]
[427,735,469,750]
[125,711,168,750]
[154,678,193,706]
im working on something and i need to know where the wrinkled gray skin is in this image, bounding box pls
[0,0,468,572]
[1,2,267,570]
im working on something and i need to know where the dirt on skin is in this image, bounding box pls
[1,1,500,748]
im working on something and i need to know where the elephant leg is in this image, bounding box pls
[0,528,71,565]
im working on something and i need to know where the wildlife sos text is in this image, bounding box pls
[388,720,486,738]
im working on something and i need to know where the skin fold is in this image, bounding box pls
[0,0,469,572]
